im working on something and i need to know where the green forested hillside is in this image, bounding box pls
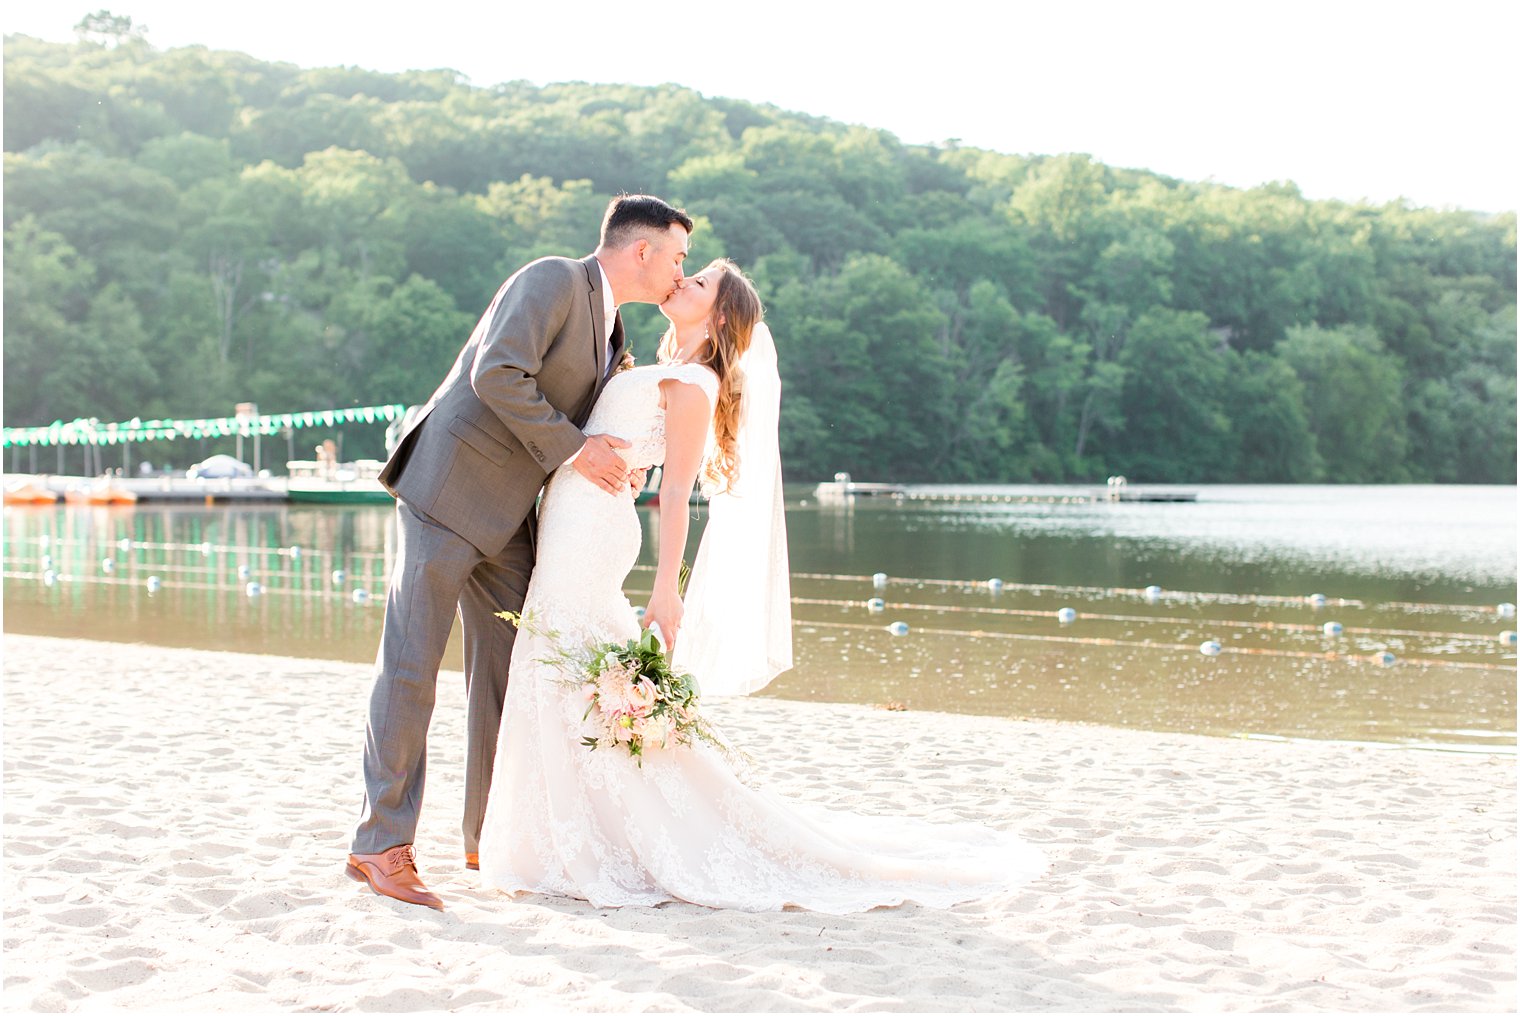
[4,31,1515,482]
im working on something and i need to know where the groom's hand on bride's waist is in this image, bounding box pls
[571,434,633,494]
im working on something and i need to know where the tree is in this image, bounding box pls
[1277,324,1410,483]
[767,255,949,478]
[1106,309,1236,482]
[136,132,236,190]
[3,144,179,282]
[341,275,472,406]
[1404,306,1517,483]
[3,219,93,423]
[1223,352,1322,482]
[932,280,1038,479]
[1020,316,1088,480]
[402,188,507,312]
[474,175,604,271]
[2,218,157,424]
[74,10,148,47]
[1006,154,1112,329]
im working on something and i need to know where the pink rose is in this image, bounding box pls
[627,678,658,716]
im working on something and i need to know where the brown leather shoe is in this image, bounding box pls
[464,852,479,871]
[346,845,444,910]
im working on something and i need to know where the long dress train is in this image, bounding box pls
[478,363,1047,912]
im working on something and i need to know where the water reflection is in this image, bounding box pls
[793,484,1516,603]
[5,485,1515,751]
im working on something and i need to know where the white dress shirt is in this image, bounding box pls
[596,257,617,375]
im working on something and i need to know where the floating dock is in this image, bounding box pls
[812,476,1196,505]
[7,474,289,504]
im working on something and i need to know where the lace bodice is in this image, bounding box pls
[584,362,719,469]
[523,362,717,638]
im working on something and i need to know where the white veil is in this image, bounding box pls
[671,321,793,697]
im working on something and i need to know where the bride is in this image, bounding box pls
[477,259,1047,912]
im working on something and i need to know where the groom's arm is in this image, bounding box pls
[469,261,591,472]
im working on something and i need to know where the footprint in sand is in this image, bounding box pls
[101,944,161,962]
[4,842,51,857]
[48,906,114,929]
[191,888,238,909]
[1182,928,1239,951]
[194,842,244,860]
[65,959,157,992]
[51,857,104,875]
[91,820,160,840]
[28,988,77,1012]
[220,890,299,921]
[355,988,452,1010]
[227,967,272,988]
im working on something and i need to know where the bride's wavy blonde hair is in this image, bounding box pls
[657,258,763,494]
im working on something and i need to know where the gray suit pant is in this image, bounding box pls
[351,499,533,856]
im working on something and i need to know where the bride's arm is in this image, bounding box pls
[641,379,712,653]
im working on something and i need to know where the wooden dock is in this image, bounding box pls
[1113,490,1197,502]
[8,474,288,504]
[811,478,1196,505]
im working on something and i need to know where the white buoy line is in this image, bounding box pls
[14,535,391,568]
[5,569,379,602]
[21,536,324,559]
[12,566,1511,667]
[10,560,385,585]
[775,568,1372,608]
[791,619,1514,671]
[19,539,1505,618]
[628,563,1514,616]
[15,538,1515,661]
[21,562,1515,649]
[779,595,1495,642]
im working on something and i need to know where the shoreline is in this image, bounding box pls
[3,626,1513,755]
[3,634,1515,1012]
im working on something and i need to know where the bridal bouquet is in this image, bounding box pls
[496,611,714,765]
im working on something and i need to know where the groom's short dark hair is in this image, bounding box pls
[600,194,694,249]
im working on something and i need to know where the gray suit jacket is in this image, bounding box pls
[379,254,624,556]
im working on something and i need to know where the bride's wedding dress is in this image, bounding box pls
[477,362,1047,912]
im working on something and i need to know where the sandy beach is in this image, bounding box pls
[2,633,1514,1012]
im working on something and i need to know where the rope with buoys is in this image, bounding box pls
[634,565,1513,617]
[781,595,1500,642]
[792,619,1515,672]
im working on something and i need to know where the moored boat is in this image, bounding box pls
[285,459,393,505]
[61,479,138,505]
[3,480,60,505]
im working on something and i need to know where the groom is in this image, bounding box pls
[347,194,694,909]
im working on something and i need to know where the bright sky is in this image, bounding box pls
[4,0,1515,212]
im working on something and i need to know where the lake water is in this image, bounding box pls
[4,484,1514,751]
